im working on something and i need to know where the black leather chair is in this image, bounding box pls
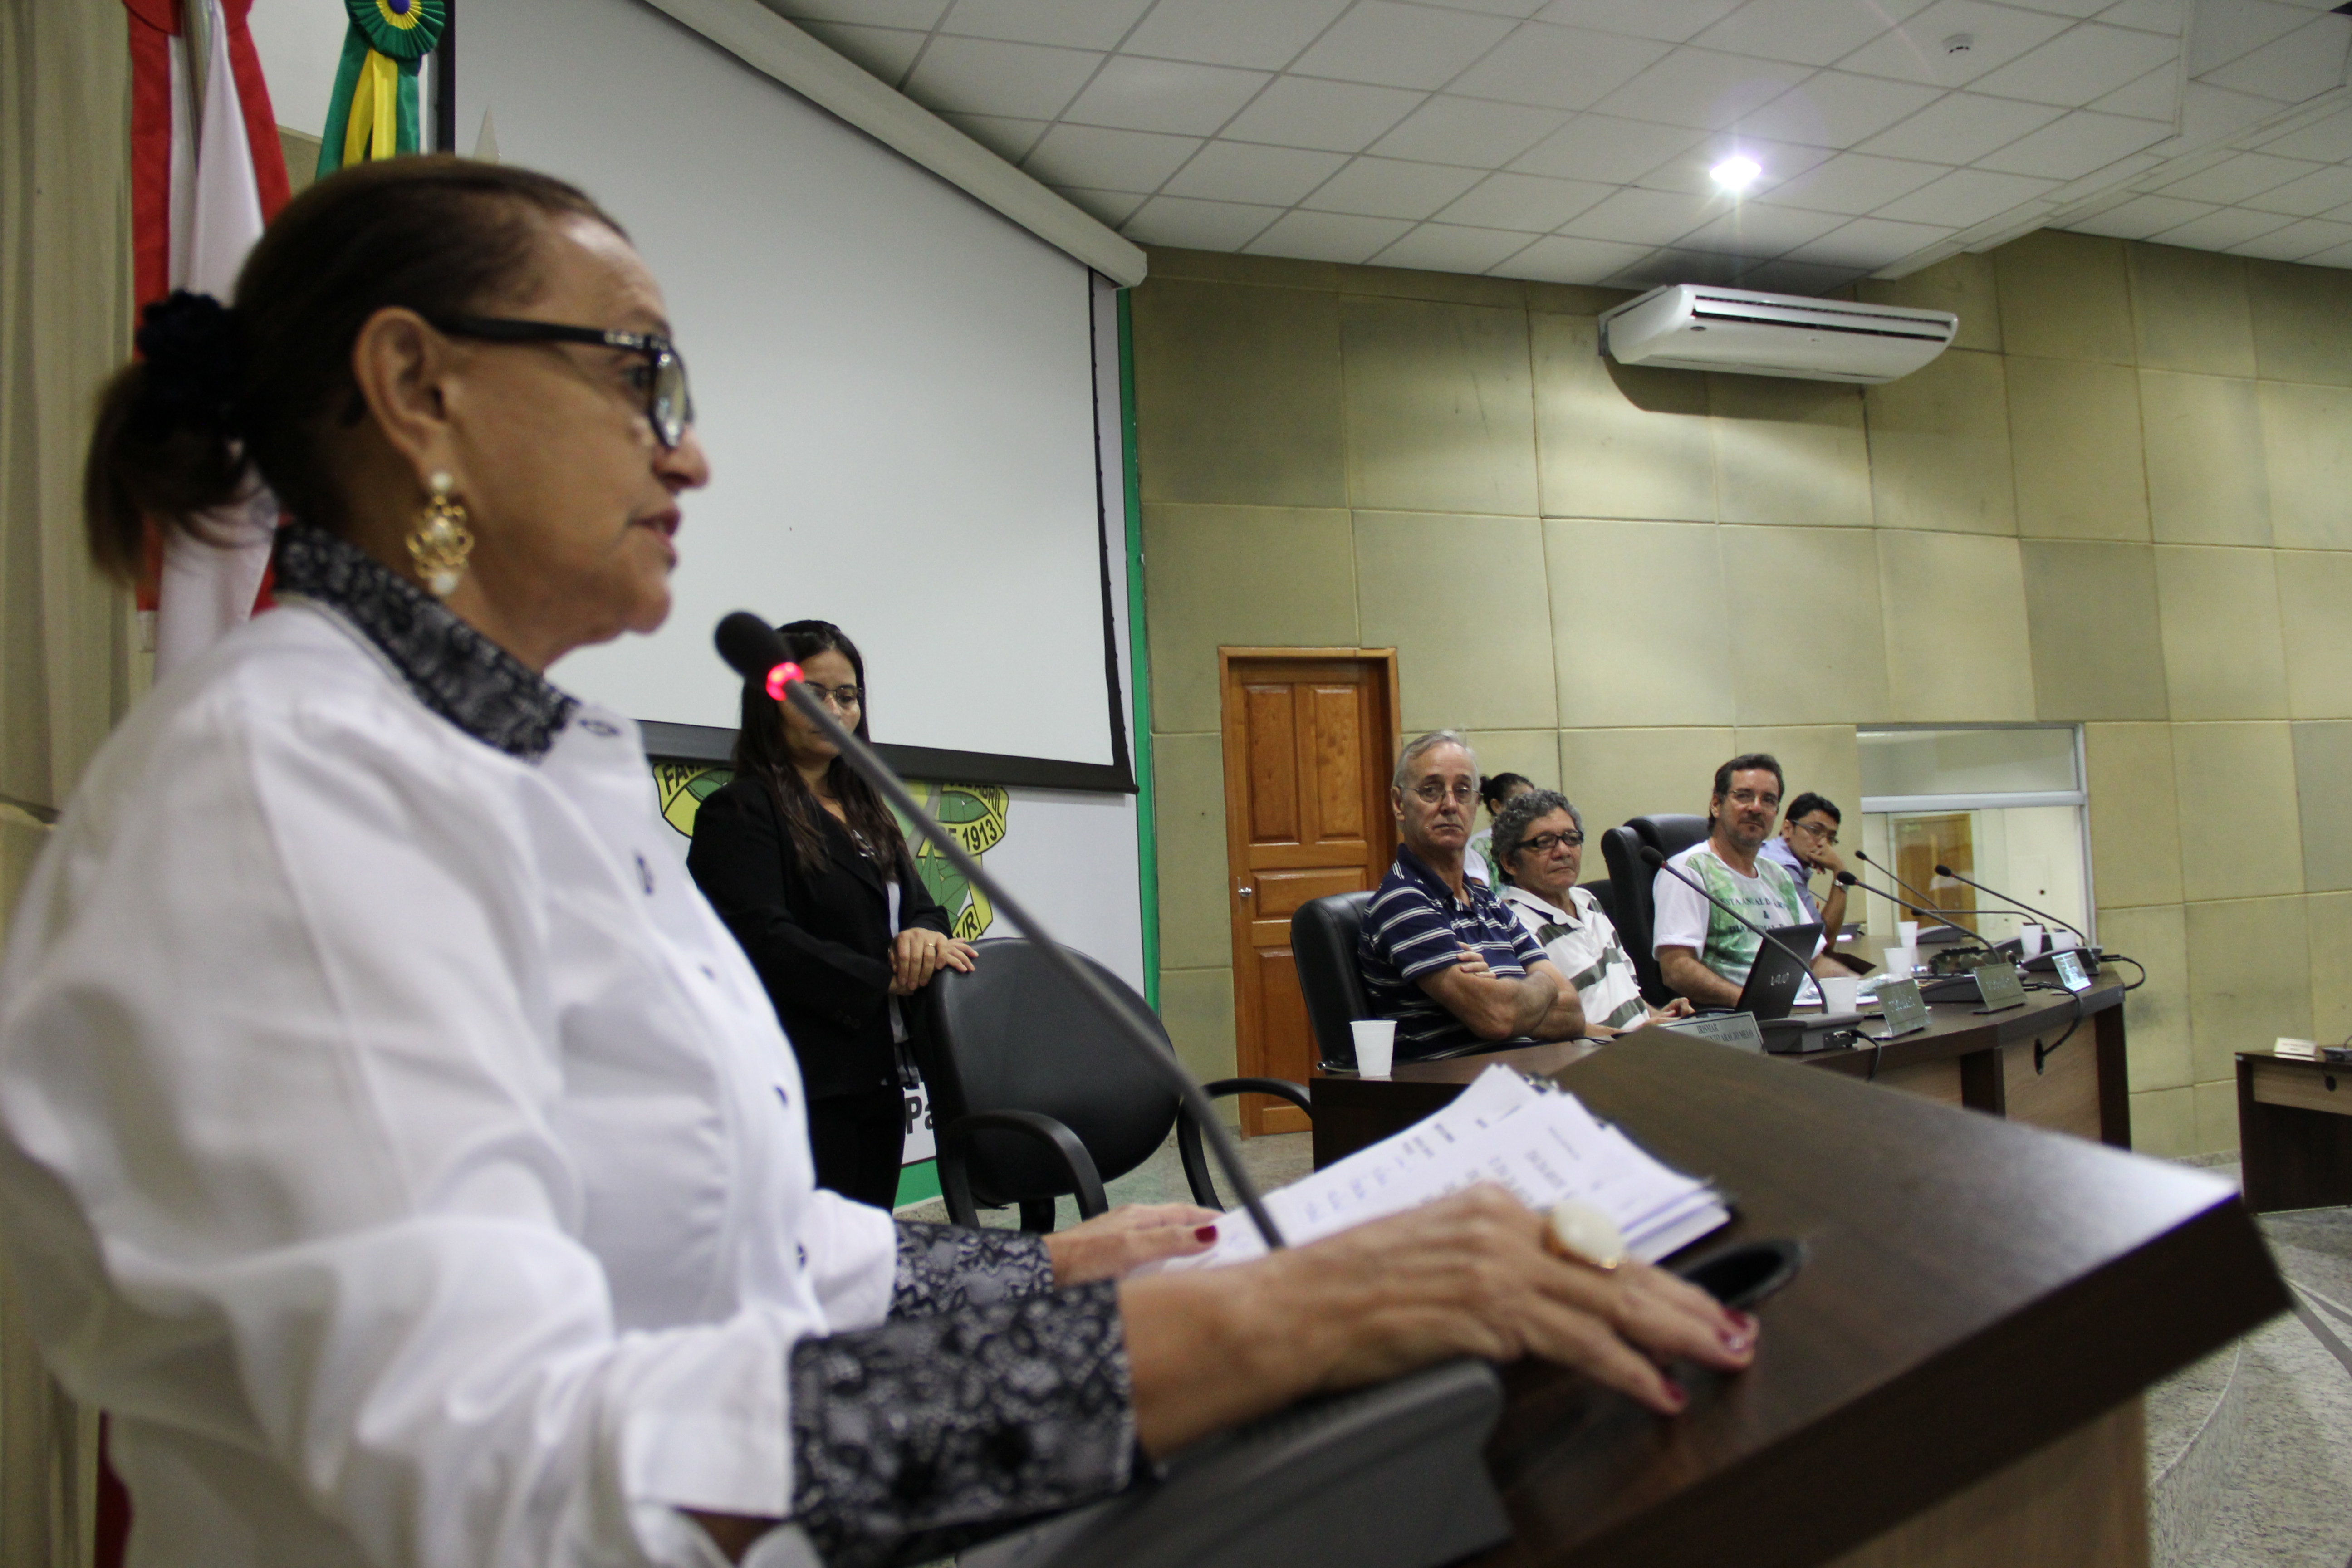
[1599,813,1710,1004]
[1581,877,1617,925]
[919,938,1310,1231]
[1291,890,1377,1069]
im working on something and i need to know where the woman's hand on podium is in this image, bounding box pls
[1046,1202,1224,1285]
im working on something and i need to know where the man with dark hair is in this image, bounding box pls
[1759,790,1848,938]
[1357,734,1583,1060]
[1651,753,1832,1008]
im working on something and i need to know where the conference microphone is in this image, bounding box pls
[1934,863,2094,952]
[1637,844,1821,995]
[714,612,1288,1251]
[1833,870,1999,954]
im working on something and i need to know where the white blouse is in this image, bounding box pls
[0,593,900,1567]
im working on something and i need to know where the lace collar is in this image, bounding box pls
[273,527,578,762]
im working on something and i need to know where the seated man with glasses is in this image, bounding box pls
[1355,732,1584,1061]
[1759,790,1848,940]
[1652,753,1835,1009]
[1489,789,1693,1037]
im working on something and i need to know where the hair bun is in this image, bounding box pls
[134,290,244,438]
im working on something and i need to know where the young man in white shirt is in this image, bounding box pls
[1651,754,1841,1008]
[1490,789,1692,1037]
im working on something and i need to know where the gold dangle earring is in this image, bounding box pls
[406,470,474,598]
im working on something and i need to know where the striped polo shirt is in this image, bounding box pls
[1357,844,1549,1061]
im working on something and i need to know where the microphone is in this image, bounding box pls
[1934,863,2093,952]
[1637,845,1820,1000]
[715,612,1288,1252]
[1833,870,1998,954]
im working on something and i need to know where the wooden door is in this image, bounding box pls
[1219,649,1400,1136]
[1895,812,1977,932]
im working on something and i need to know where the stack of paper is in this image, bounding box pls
[1174,1066,1729,1270]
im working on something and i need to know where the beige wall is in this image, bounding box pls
[1127,233,2352,1157]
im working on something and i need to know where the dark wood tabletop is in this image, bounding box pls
[1462,1029,2284,1568]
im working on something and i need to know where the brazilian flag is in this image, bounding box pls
[317,0,446,178]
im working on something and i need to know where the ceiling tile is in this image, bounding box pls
[1690,0,1933,68]
[1367,95,1570,166]
[1218,76,1428,151]
[1486,231,1657,282]
[1245,209,1419,262]
[1161,141,1352,204]
[1372,223,1550,272]
[1289,0,1518,89]
[1061,56,1273,135]
[2298,241,2352,270]
[1997,0,2108,15]
[797,24,926,85]
[774,0,950,28]
[1445,20,1674,110]
[1534,0,1744,44]
[1301,156,1490,218]
[2252,106,2352,163]
[2152,151,2328,205]
[1965,22,2180,106]
[1872,166,2059,225]
[1637,135,1838,196]
[903,36,1104,119]
[1857,91,2067,162]
[1562,185,1733,244]
[1604,246,1751,286]
[1735,257,1872,293]
[1022,124,1203,190]
[1972,110,2170,179]
[2060,191,2218,237]
[1836,1,2074,89]
[1508,113,1706,182]
[1590,46,1816,130]
[1411,0,1553,17]
[1675,201,1855,255]
[2243,164,2352,218]
[936,0,1153,49]
[2145,204,2299,250]
[2096,0,2185,33]
[1435,171,1615,229]
[2192,8,2343,84]
[937,112,1053,162]
[2088,62,2181,120]
[1054,187,1151,224]
[2225,216,2352,262]
[1754,150,1950,214]
[1121,195,1284,248]
[1785,213,1960,266]
[1733,70,1944,146]
[1120,0,1354,69]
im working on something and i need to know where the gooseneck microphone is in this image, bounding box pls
[1637,844,1820,996]
[715,612,1288,1252]
[1833,870,1999,954]
[1934,863,2092,951]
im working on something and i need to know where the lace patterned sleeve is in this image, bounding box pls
[789,1280,1133,1568]
[891,1220,1055,1317]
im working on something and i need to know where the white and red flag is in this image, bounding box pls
[124,0,291,675]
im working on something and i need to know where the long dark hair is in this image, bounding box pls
[733,620,907,875]
[84,157,621,577]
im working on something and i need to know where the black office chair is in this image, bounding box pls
[1600,813,1710,1004]
[1581,877,1617,924]
[1291,890,1376,1069]
[919,938,1311,1232]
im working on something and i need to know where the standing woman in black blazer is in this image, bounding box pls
[688,620,976,1207]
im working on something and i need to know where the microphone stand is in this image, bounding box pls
[715,613,1288,1253]
[1833,870,2000,955]
[1934,863,2094,953]
[1639,845,1821,1003]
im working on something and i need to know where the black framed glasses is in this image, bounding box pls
[1522,830,1584,854]
[429,314,696,449]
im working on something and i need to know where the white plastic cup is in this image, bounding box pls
[1820,975,1860,1014]
[2018,923,2045,959]
[2051,929,2080,952]
[1350,1019,1397,1078]
[1884,946,1916,978]
[1897,920,1920,950]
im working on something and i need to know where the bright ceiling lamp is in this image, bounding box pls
[1710,155,1762,193]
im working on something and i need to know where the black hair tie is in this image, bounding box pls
[134,290,245,439]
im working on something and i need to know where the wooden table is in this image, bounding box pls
[2237,1046,2352,1213]
[1312,973,2130,1169]
[1465,1030,2280,1568]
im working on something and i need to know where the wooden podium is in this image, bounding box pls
[1442,1030,2284,1568]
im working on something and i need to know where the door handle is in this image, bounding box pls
[1238,886,1254,897]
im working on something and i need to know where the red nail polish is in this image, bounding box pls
[1194,1225,1218,1243]
[1661,1380,1688,1410]
[1733,1310,1759,1334]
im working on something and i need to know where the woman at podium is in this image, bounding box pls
[0,157,1754,1568]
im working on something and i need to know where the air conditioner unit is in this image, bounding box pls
[1596,284,1959,385]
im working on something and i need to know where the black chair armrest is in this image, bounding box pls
[938,1111,1107,1230]
[1177,1080,1313,1211]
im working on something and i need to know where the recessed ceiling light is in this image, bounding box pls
[1943,33,1973,54]
[1710,156,1762,192]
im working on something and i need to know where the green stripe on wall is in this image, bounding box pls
[1118,288,1161,1011]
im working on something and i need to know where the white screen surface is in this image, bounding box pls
[456,0,1116,765]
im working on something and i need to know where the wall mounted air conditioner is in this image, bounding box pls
[1597,284,1959,384]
